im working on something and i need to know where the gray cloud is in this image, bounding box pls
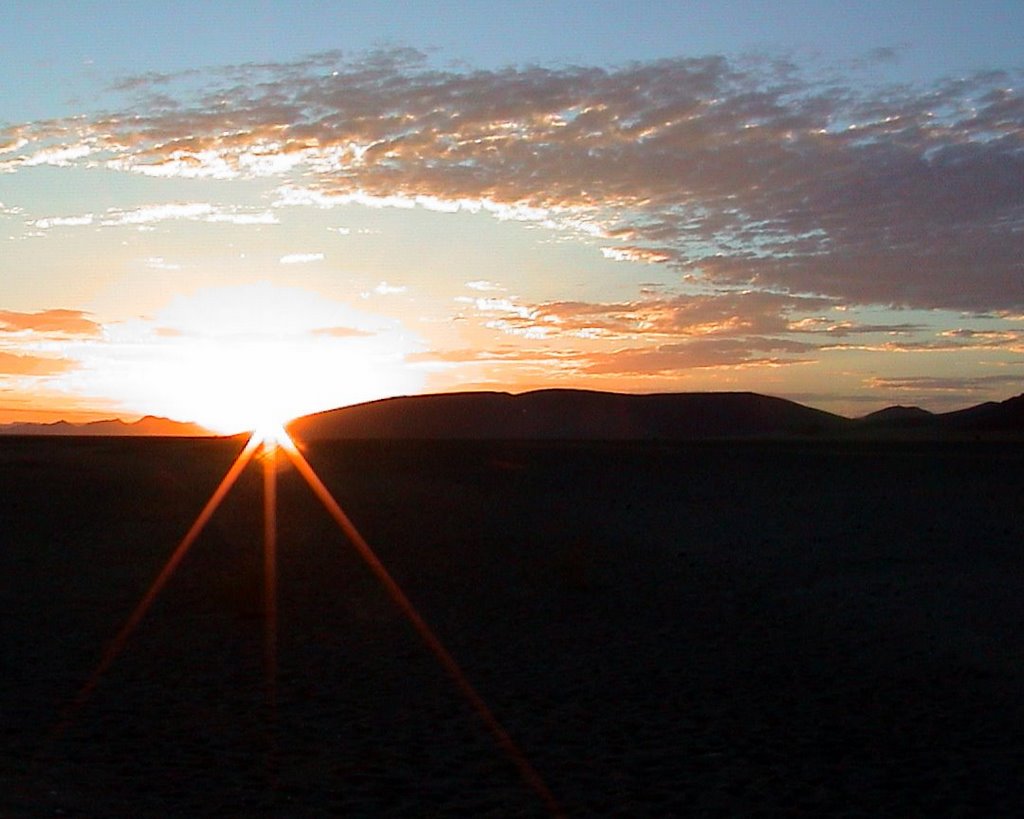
[868,374,1024,393]
[581,338,816,375]
[6,48,1023,311]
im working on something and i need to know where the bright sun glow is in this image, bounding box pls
[252,421,291,449]
[67,283,427,434]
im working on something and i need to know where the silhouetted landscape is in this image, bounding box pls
[0,415,209,437]
[288,389,1024,441]
[4,389,1023,440]
[2,393,1024,814]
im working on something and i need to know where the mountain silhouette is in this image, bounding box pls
[859,405,935,429]
[0,416,209,437]
[287,389,851,441]
[3,390,1020,439]
[937,393,1024,432]
[855,393,1024,436]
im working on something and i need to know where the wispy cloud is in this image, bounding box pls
[466,280,504,292]
[312,326,374,338]
[372,281,406,295]
[144,257,182,270]
[4,48,1021,312]
[279,252,324,264]
[580,338,817,375]
[500,292,836,340]
[868,374,1024,393]
[28,214,96,229]
[0,351,75,376]
[27,203,278,230]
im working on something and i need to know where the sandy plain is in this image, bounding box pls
[1,436,1023,815]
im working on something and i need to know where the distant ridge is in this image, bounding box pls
[0,415,210,437]
[859,405,935,428]
[289,389,1024,441]
[2,391,1021,439]
[288,389,850,441]
[856,393,1024,435]
[939,393,1024,432]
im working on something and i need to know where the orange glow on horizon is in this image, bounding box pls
[53,282,429,435]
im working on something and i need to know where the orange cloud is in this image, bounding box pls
[0,309,102,336]
[0,351,75,375]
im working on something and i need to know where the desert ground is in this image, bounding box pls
[2,435,1023,815]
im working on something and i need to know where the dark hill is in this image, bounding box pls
[851,393,1024,437]
[287,389,851,441]
[859,405,935,428]
[938,393,1024,432]
[0,416,209,437]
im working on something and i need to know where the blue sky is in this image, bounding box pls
[1,2,1022,430]
[4,1,1021,122]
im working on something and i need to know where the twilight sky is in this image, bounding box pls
[2,1,1022,432]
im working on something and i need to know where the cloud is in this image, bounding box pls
[602,246,675,264]
[311,326,374,338]
[22,143,95,167]
[0,309,103,336]
[372,281,407,295]
[581,338,816,375]
[0,351,75,375]
[407,347,578,364]
[466,280,504,292]
[279,252,324,264]
[867,374,1024,393]
[486,291,836,340]
[821,328,1024,353]
[28,214,96,229]
[5,48,1023,312]
[145,257,182,270]
[206,210,278,225]
[27,204,278,230]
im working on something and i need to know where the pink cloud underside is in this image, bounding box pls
[6,49,1023,311]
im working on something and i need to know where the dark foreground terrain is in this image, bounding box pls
[2,435,1023,815]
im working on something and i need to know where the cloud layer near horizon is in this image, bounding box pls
[6,48,1023,312]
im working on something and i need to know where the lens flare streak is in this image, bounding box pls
[277,434,563,817]
[56,432,263,734]
[55,426,562,816]
[262,437,280,781]
[263,440,278,699]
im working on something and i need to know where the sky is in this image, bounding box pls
[1,1,1022,433]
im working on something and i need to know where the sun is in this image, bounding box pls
[84,283,427,435]
[251,420,291,449]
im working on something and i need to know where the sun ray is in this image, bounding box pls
[55,432,263,735]
[53,423,561,816]
[262,432,279,780]
[263,436,278,693]
[277,432,563,817]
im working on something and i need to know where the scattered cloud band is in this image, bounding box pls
[3,48,1022,311]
